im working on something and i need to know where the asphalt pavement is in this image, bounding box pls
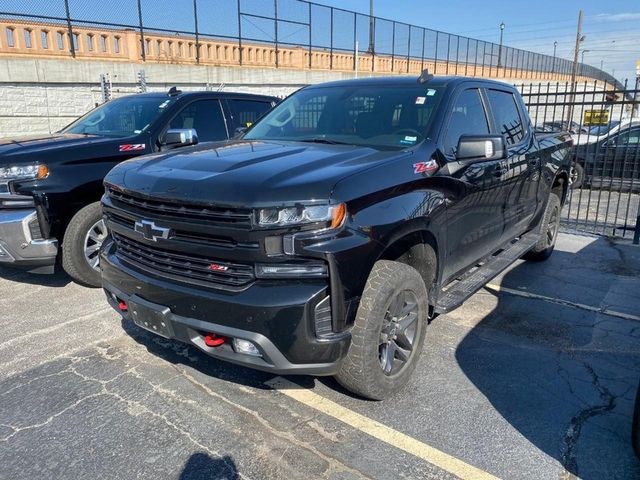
[1,232,639,480]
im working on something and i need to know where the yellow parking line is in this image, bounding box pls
[266,376,500,480]
[485,283,640,323]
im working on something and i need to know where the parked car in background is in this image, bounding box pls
[0,88,278,286]
[536,120,588,135]
[100,75,572,400]
[572,122,640,190]
[572,117,638,146]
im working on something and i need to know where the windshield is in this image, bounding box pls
[588,120,620,136]
[62,96,176,137]
[244,84,443,149]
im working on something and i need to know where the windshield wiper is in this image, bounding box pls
[297,137,351,145]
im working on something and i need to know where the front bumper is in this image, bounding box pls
[100,245,352,375]
[0,209,57,272]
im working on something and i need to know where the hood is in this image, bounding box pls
[105,140,410,206]
[0,133,121,162]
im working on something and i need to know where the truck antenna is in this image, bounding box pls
[167,86,182,96]
[418,69,434,84]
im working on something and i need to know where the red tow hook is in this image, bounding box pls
[204,333,226,347]
[117,300,128,312]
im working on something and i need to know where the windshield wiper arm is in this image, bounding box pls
[297,137,351,145]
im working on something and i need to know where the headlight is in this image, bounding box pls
[0,165,49,181]
[256,203,346,228]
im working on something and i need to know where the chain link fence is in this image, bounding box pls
[0,0,622,86]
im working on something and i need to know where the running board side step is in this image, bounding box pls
[434,232,539,314]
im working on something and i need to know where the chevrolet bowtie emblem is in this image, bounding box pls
[134,220,171,242]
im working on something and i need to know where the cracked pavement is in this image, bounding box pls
[1,232,639,479]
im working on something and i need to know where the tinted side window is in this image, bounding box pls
[443,89,489,156]
[169,99,227,142]
[228,99,273,128]
[612,128,640,146]
[487,90,525,145]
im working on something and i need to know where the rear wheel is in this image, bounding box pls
[570,162,584,189]
[61,202,106,287]
[335,260,428,400]
[524,192,561,262]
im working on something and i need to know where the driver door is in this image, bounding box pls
[442,87,508,282]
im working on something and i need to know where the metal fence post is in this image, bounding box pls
[136,0,145,61]
[237,0,243,65]
[274,0,279,68]
[407,25,411,73]
[434,31,439,74]
[420,28,425,72]
[63,0,75,58]
[634,214,640,245]
[329,7,333,70]
[308,1,312,69]
[353,13,357,71]
[391,21,395,72]
[193,0,200,64]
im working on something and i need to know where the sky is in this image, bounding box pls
[314,0,640,83]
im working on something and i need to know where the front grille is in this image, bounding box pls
[107,187,253,228]
[113,233,255,290]
[107,211,258,250]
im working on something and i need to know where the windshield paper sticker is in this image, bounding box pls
[415,96,426,105]
[119,144,146,152]
[414,159,439,175]
[426,89,437,96]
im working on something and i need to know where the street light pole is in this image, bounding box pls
[498,22,505,68]
[552,40,557,73]
[581,49,590,64]
[567,9,584,126]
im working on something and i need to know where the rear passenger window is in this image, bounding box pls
[228,99,273,129]
[487,90,525,145]
[443,89,489,156]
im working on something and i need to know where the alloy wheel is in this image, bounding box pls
[84,219,107,271]
[378,290,419,376]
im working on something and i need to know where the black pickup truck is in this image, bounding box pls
[101,75,572,399]
[0,89,277,286]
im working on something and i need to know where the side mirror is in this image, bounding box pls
[456,135,506,163]
[233,126,248,138]
[162,128,198,149]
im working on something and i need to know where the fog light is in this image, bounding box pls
[0,244,11,259]
[232,338,261,357]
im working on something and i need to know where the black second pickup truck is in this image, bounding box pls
[0,89,277,286]
[101,75,572,400]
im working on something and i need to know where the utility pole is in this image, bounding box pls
[497,22,505,68]
[552,41,557,73]
[367,0,374,54]
[567,10,583,126]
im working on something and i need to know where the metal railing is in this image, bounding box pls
[520,79,640,241]
[0,0,623,86]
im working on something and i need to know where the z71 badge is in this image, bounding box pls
[413,159,439,175]
[119,144,146,152]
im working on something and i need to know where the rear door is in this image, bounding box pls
[225,98,275,134]
[485,88,540,242]
[601,126,640,182]
[441,87,509,281]
[166,99,229,142]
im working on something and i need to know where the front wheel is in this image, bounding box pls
[524,192,561,262]
[335,260,428,400]
[61,202,107,287]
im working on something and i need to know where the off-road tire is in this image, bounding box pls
[524,192,561,262]
[335,260,428,400]
[61,202,104,288]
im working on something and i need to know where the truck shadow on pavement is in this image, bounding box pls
[179,453,239,480]
[0,266,72,288]
[455,237,640,479]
